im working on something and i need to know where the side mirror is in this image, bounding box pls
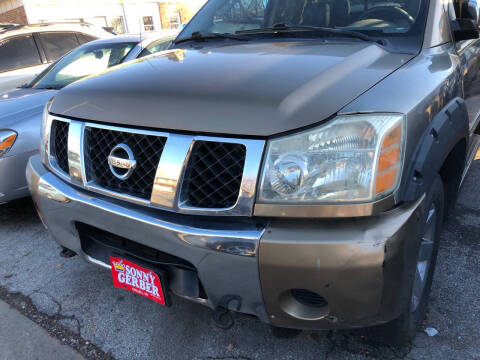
[452,18,480,42]
[94,50,104,60]
[462,2,479,24]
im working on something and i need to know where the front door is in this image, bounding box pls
[450,0,480,134]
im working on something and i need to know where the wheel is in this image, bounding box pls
[368,175,445,346]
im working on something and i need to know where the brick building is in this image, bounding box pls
[0,0,205,32]
[0,0,27,24]
[158,1,202,29]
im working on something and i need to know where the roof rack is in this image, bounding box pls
[0,24,25,34]
[0,23,19,31]
[26,20,94,27]
[0,21,94,34]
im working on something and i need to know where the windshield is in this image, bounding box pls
[29,42,136,90]
[178,0,429,51]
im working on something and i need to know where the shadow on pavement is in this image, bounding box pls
[0,197,38,223]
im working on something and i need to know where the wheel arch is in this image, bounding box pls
[399,97,468,210]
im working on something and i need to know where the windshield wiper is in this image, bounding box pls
[173,31,249,45]
[35,85,63,90]
[237,24,385,45]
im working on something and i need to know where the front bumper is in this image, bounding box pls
[0,150,36,203]
[27,155,424,330]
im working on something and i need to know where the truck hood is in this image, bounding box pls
[0,88,56,127]
[51,41,414,136]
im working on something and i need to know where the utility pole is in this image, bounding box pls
[120,0,129,33]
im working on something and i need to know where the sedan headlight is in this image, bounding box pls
[258,114,404,204]
[0,130,17,157]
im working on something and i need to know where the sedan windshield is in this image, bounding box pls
[29,42,136,90]
[178,0,428,52]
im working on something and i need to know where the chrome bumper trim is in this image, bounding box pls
[28,155,263,257]
[85,255,111,270]
[27,154,268,321]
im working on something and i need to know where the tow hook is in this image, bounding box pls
[212,306,234,329]
[59,247,77,258]
[211,295,242,330]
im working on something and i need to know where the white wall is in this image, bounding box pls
[123,2,162,34]
[23,0,162,33]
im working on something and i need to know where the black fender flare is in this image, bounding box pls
[399,98,468,202]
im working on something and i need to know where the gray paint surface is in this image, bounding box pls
[0,88,56,202]
[1,159,480,359]
[51,41,413,136]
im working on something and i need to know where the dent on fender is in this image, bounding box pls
[258,197,424,329]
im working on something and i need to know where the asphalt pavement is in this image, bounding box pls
[1,160,480,359]
[0,299,84,360]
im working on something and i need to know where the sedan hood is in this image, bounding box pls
[0,88,57,127]
[51,42,414,136]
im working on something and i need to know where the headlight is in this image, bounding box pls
[40,97,54,165]
[0,130,17,157]
[258,114,404,204]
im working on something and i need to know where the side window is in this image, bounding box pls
[138,38,173,58]
[76,33,97,45]
[450,0,479,21]
[0,35,42,72]
[38,32,80,62]
[448,0,479,47]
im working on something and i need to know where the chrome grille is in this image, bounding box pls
[181,141,246,209]
[51,120,69,174]
[46,115,265,216]
[84,127,167,200]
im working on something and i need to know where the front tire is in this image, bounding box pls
[369,175,445,346]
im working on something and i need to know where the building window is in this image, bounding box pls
[169,13,181,29]
[109,16,126,34]
[143,16,154,31]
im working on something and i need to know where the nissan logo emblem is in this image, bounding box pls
[108,143,137,180]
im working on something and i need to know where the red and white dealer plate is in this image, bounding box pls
[110,256,166,305]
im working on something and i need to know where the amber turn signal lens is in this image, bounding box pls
[375,123,402,196]
[377,145,400,173]
[0,134,16,151]
[381,123,402,150]
[376,167,398,195]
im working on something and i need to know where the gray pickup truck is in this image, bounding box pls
[27,0,480,345]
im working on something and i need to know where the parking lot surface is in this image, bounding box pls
[1,161,480,360]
